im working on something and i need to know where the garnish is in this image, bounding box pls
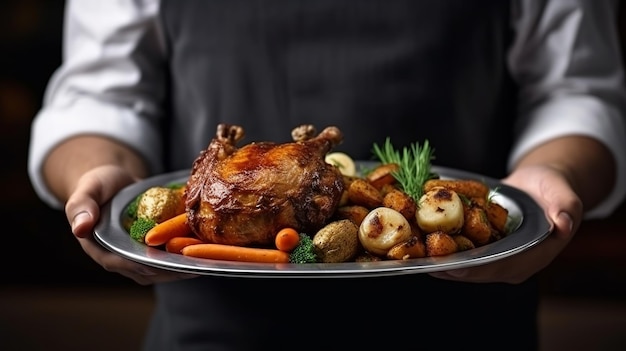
[371,138,437,201]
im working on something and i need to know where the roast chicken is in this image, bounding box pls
[185,124,346,247]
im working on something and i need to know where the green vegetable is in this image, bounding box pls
[372,138,437,201]
[129,217,156,243]
[165,182,185,190]
[125,193,143,220]
[289,233,318,264]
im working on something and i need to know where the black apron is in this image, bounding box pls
[147,1,538,350]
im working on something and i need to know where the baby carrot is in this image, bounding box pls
[144,212,192,246]
[181,243,290,263]
[274,227,300,252]
[165,236,205,254]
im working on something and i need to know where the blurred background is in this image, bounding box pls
[1,1,625,350]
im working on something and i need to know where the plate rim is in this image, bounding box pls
[93,163,553,278]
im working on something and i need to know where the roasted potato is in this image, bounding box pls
[386,235,426,260]
[425,231,458,256]
[358,207,412,256]
[334,205,370,226]
[366,163,400,189]
[461,205,493,246]
[325,152,357,176]
[354,252,383,262]
[382,189,417,221]
[453,235,475,251]
[313,219,360,263]
[423,179,490,199]
[485,200,509,234]
[137,186,186,223]
[347,178,383,209]
[416,187,464,234]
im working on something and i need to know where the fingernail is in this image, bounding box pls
[558,212,574,234]
[71,211,91,233]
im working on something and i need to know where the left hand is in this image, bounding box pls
[429,164,583,284]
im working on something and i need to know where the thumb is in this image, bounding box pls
[65,165,137,238]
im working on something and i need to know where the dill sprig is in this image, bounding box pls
[371,138,437,201]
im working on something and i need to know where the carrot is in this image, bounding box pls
[165,236,205,254]
[144,212,192,246]
[274,227,301,252]
[181,243,290,263]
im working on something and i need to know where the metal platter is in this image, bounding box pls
[94,163,553,278]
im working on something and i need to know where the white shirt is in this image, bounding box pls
[28,0,626,219]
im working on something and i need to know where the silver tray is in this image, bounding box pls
[94,163,553,278]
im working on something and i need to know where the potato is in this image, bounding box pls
[354,252,383,262]
[379,183,400,197]
[334,205,370,226]
[423,179,490,199]
[137,186,186,223]
[461,205,493,246]
[325,152,356,176]
[313,219,360,263]
[425,231,458,256]
[485,200,509,234]
[347,178,383,209]
[358,207,412,256]
[382,189,417,221]
[386,235,426,260]
[366,163,399,189]
[416,187,464,234]
[453,235,475,251]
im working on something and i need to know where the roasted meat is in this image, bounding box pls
[185,124,345,247]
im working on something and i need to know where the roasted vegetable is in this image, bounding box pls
[137,186,186,224]
[325,151,357,176]
[416,186,464,234]
[358,207,412,256]
[313,220,360,263]
[425,231,458,256]
[386,235,426,260]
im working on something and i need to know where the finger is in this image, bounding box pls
[503,166,582,240]
[65,165,136,238]
[76,236,199,285]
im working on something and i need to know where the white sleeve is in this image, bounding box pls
[508,0,626,218]
[28,0,166,209]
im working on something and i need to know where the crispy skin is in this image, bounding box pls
[185,124,345,247]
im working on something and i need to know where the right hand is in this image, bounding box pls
[64,165,198,285]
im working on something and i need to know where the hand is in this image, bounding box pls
[64,165,198,285]
[429,165,583,284]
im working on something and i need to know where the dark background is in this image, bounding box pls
[0,1,625,350]
[0,0,134,288]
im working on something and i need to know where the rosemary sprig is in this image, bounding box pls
[371,138,437,201]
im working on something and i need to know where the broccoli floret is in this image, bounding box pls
[125,193,143,220]
[165,182,185,190]
[129,217,156,243]
[289,233,318,264]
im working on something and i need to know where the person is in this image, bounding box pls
[28,0,626,350]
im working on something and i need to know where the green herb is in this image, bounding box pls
[488,186,500,203]
[371,138,437,201]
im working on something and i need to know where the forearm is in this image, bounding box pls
[511,135,616,213]
[43,135,149,203]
